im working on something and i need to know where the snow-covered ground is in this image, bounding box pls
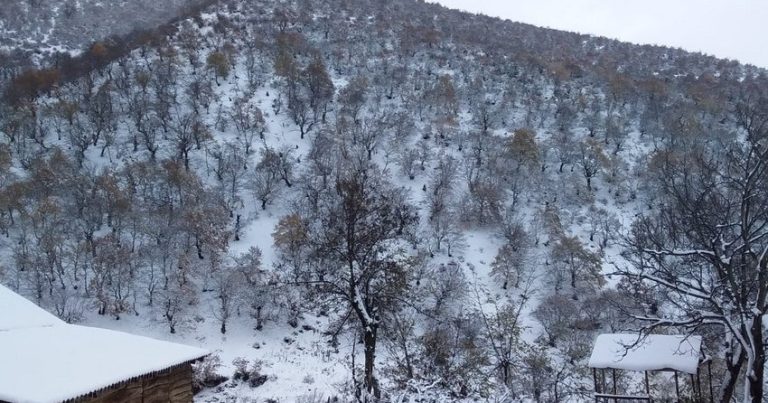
[0,2,703,401]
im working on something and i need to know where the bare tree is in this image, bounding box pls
[491,224,529,290]
[274,168,418,399]
[577,138,608,192]
[230,96,266,154]
[620,113,768,402]
[549,235,603,298]
[339,76,368,123]
[473,280,530,390]
[213,253,241,334]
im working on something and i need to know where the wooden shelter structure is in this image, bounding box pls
[0,284,208,403]
[588,334,713,402]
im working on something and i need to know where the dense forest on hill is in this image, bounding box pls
[0,0,214,65]
[1,0,767,401]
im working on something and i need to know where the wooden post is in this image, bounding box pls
[707,361,714,403]
[593,368,600,402]
[690,374,697,401]
[593,368,600,394]
[612,368,618,401]
[696,369,702,401]
[644,371,650,398]
[674,371,680,403]
[601,369,606,396]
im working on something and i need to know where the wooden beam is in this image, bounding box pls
[708,361,714,403]
[644,371,650,397]
[593,367,600,394]
[594,393,651,401]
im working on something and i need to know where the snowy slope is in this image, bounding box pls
[0,0,761,401]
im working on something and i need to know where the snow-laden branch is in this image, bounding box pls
[629,272,712,301]
[643,248,716,259]
[353,285,377,328]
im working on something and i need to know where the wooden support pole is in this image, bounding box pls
[601,369,606,396]
[696,369,702,400]
[674,371,680,403]
[708,361,714,403]
[593,368,599,393]
[690,374,697,401]
[612,369,617,402]
[644,371,650,397]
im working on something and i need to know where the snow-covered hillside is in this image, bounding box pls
[1,0,767,401]
[0,0,210,58]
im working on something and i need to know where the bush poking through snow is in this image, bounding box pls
[232,357,249,380]
[191,354,228,393]
[296,391,338,403]
[232,357,268,388]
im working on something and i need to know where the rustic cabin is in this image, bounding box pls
[0,284,208,403]
[588,333,712,402]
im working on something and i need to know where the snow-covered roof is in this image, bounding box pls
[0,284,208,403]
[588,333,702,374]
[0,284,63,331]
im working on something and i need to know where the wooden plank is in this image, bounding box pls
[68,363,196,403]
[143,368,174,403]
[594,393,651,401]
[86,379,143,403]
[168,365,194,402]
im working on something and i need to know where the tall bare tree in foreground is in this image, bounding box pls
[620,95,768,403]
[274,167,417,400]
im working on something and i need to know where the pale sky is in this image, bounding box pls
[430,0,768,68]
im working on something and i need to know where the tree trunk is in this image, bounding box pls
[195,237,204,259]
[363,325,380,401]
[570,267,576,290]
[234,214,241,241]
[720,344,744,403]
[749,318,764,403]
[255,306,263,330]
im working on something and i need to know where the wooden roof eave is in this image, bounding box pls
[62,355,208,403]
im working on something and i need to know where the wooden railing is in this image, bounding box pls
[594,393,652,403]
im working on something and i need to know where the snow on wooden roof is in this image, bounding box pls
[588,333,702,375]
[0,284,208,403]
[0,284,63,331]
